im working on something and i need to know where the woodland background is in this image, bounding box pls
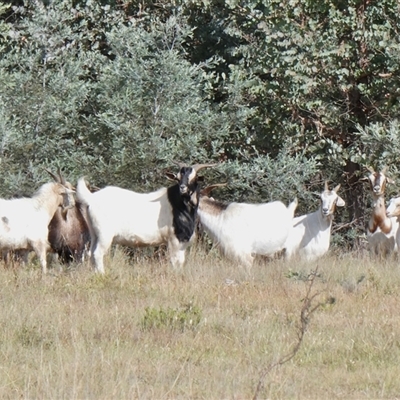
[1,0,400,249]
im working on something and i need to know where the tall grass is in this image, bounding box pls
[1,247,400,399]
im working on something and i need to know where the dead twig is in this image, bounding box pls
[253,267,325,400]
[332,217,364,233]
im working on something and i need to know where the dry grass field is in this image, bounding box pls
[1,244,400,399]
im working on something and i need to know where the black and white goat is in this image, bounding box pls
[46,170,90,264]
[0,180,74,273]
[76,163,215,273]
[197,184,298,269]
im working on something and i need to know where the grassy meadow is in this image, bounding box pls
[1,244,400,399]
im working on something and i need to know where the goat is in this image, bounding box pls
[385,196,400,254]
[197,184,298,269]
[76,163,215,273]
[365,167,399,257]
[284,182,345,261]
[0,180,74,273]
[47,170,90,264]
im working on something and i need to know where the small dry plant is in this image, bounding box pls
[253,266,325,400]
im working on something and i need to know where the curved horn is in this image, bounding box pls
[366,166,375,174]
[201,183,227,197]
[172,160,185,169]
[44,169,60,183]
[333,184,341,193]
[381,165,389,174]
[324,180,329,191]
[192,163,217,172]
[57,168,66,185]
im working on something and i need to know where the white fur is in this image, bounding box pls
[198,196,298,269]
[383,196,400,255]
[76,178,194,274]
[284,184,345,261]
[0,182,71,273]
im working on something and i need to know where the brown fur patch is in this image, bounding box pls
[368,196,392,234]
[199,197,229,215]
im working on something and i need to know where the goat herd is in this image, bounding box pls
[0,164,396,275]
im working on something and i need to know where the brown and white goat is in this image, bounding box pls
[365,167,399,257]
[76,163,215,273]
[46,170,91,264]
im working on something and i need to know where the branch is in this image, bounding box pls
[332,217,364,233]
[252,267,325,400]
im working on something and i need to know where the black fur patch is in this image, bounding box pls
[167,184,199,243]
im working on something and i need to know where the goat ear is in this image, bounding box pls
[165,172,178,182]
[89,184,101,192]
[336,196,345,207]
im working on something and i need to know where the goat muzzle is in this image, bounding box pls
[322,208,331,216]
[179,184,189,195]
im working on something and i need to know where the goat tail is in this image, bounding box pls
[287,197,298,218]
[76,177,92,206]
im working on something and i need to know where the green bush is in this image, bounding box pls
[140,302,202,332]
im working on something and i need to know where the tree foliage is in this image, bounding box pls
[1,0,399,247]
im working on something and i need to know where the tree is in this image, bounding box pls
[177,0,400,244]
[0,0,317,209]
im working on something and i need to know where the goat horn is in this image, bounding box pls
[382,165,389,174]
[44,169,60,183]
[324,180,329,191]
[57,168,66,185]
[333,184,341,193]
[171,161,185,169]
[366,166,375,173]
[201,183,227,196]
[192,163,217,172]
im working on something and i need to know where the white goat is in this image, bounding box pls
[197,184,298,269]
[76,163,215,274]
[365,167,399,257]
[284,182,345,261]
[0,181,74,273]
[385,195,400,254]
